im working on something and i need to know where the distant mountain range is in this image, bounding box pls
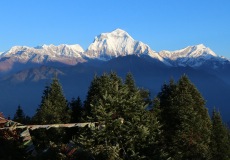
[1,29,229,71]
[0,29,230,122]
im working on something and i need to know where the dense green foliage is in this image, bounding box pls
[75,73,160,159]
[1,73,230,159]
[13,105,31,124]
[83,73,123,117]
[32,77,71,149]
[210,109,230,160]
[155,75,212,159]
[70,96,83,123]
[67,96,84,139]
[33,77,70,124]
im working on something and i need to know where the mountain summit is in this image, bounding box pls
[85,28,165,62]
[159,44,216,60]
[0,44,85,72]
[3,44,84,58]
[159,44,228,67]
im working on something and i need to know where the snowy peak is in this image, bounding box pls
[184,44,217,58]
[36,44,84,53]
[2,44,84,58]
[2,46,30,57]
[85,28,163,62]
[159,44,227,67]
[108,28,133,39]
[34,44,84,57]
[94,28,133,43]
[86,28,136,59]
[0,44,86,71]
[159,44,217,60]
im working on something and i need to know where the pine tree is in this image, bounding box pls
[125,73,150,105]
[154,75,211,160]
[70,96,83,123]
[124,72,137,93]
[32,77,70,146]
[67,97,83,140]
[77,73,160,159]
[34,77,70,124]
[210,109,230,160]
[13,105,25,123]
[83,72,123,118]
[13,105,30,124]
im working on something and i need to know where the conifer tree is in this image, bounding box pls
[77,73,160,159]
[13,105,25,123]
[32,77,70,145]
[67,97,83,140]
[125,72,137,93]
[154,75,211,159]
[13,105,30,124]
[83,72,123,118]
[125,73,151,105]
[34,77,70,124]
[70,96,83,123]
[210,109,230,160]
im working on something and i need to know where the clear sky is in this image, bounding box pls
[0,0,230,57]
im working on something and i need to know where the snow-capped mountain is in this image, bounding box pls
[159,44,229,67]
[84,29,166,63]
[2,44,84,60]
[0,44,85,72]
[0,29,229,72]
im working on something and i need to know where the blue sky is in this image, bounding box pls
[0,0,230,57]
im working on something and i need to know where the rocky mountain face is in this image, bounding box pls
[0,29,230,122]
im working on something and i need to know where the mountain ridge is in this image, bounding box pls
[0,29,229,73]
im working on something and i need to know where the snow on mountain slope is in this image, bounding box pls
[3,44,84,58]
[34,44,84,57]
[84,29,166,63]
[0,44,85,72]
[1,44,85,63]
[159,44,229,67]
[0,29,229,72]
[159,44,216,60]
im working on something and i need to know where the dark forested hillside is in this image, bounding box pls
[1,55,230,122]
[1,73,230,159]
